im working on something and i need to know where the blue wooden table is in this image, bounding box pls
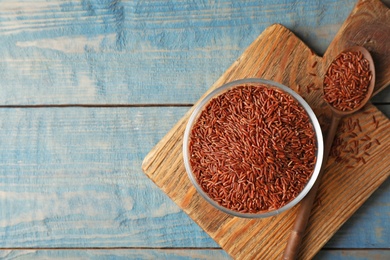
[0,1,388,259]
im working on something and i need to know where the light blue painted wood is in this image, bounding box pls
[0,0,389,258]
[0,249,232,260]
[0,107,388,250]
[315,250,390,260]
[0,107,216,248]
[1,249,389,260]
[0,0,360,105]
[324,178,390,249]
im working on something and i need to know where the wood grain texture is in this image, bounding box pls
[324,177,390,249]
[1,249,390,260]
[325,1,390,95]
[0,0,361,105]
[316,250,390,260]
[0,0,389,259]
[0,107,217,248]
[0,249,232,259]
[0,107,388,250]
[142,1,390,259]
[323,0,390,97]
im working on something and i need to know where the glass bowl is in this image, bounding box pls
[183,78,324,218]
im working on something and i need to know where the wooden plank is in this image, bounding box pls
[323,1,390,97]
[0,0,388,258]
[0,249,232,259]
[316,250,390,260]
[324,177,390,249]
[142,1,390,258]
[0,249,389,260]
[0,107,388,249]
[0,107,215,248]
[0,0,360,105]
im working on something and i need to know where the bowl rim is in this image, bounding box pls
[183,78,324,218]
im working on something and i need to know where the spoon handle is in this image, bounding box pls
[283,115,341,260]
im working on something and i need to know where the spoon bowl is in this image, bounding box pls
[324,46,375,117]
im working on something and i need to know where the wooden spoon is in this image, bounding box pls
[283,46,376,260]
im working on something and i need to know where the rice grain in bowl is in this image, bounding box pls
[183,78,324,218]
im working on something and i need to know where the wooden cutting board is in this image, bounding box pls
[142,0,390,259]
